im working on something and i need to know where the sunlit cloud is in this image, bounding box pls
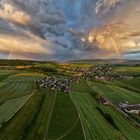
[96,0,120,14]
[0,30,53,59]
[0,3,30,25]
[0,0,140,60]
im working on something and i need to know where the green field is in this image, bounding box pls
[71,81,93,93]
[0,95,31,126]
[70,92,124,140]
[0,61,140,140]
[119,78,140,90]
[114,67,140,73]
[47,92,84,140]
[89,82,140,105]
[0,72,44,104]
[0,93,43,140]
[98,105,140,140]
[26,89,57,140]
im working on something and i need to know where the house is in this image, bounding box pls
[100,96,110,105]
[124,108,140,115]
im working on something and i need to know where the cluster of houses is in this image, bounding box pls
[88,66,134,81]
[119,101,140,115]
[36,75,82,93]
[69,66,116,81]
[91,66,116,81]
[36,76,71,93]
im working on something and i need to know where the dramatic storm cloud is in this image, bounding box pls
[0,0,140,60]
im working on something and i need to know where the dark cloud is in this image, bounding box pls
[0,0,140,60]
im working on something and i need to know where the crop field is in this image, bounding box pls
[0,95,31,126]
[0,93,43,140]
[70,91,140,140]
[71,81,93,93]
[98,105,140,140]
[70,92,124,140]
[0,71,14,83]
[47,92,84,140]
[0,72,45,103]
[114,66,140,73]
[0,71,13,75]
[119,78,140,90]
[26,89,57,140]
[89,82,140,105]
[0,60,140,140]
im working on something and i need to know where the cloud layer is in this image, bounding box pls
[0,0,140,60]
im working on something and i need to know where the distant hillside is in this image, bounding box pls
[68,59,140,65]
[0,59,57,66]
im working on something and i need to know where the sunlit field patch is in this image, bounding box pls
[15,73,45,77]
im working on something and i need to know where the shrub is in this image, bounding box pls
[96,107,120,131]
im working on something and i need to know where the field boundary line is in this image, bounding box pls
[69,94,87,140]
[43,91,57,140]
[55,113,79,140]
[0,93,34,127]
[5,93,34,122]
[114,81,140,93]
[111,103,140,128]
[87,81,140,128]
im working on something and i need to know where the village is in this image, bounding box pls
[69,65,134,81]
[36,65,134,93]
[36,76,71,93]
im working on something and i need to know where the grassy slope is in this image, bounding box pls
[70,92,123,140]
[98,105,140,140]
[0,73,42,103]
[0,95,30,125]
[61,120,85,140]
[90,82,140,104]
[0,93,43,140]
[71,81,140,140]
[71,81,93,93]
[120,78,140,90]
[0,74,10,82]
[88,81,140,139]
[114,67,140,73]
[47,92,84,140]
[0,71,46,140]
[26,89,57,140]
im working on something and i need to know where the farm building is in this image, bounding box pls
[100,96,110,105]
[119,101,140,115]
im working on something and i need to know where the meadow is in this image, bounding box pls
[0,60,140,140]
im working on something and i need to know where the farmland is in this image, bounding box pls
[88,82,140,105]
[0,59,140,140]
[70,92,119,140]
[0,95,31,126]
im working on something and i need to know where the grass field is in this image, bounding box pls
[70,92,123,140]
[47,92,84,140]
[0,72,44,104]
[114,66,140,73]
[0,61,140,140]
[0,95,31,126]
[71,81,93,93]
[0,74,10,82]
[98,105,140,140]
[119,78,140,90]
[0,70,15,86]
[0,71,15,75]
[70,80,140,140]
[26,89,57,140]
[0,93,43,140]
[89,82,140,105]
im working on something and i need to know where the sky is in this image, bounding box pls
[0,0,140,61]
